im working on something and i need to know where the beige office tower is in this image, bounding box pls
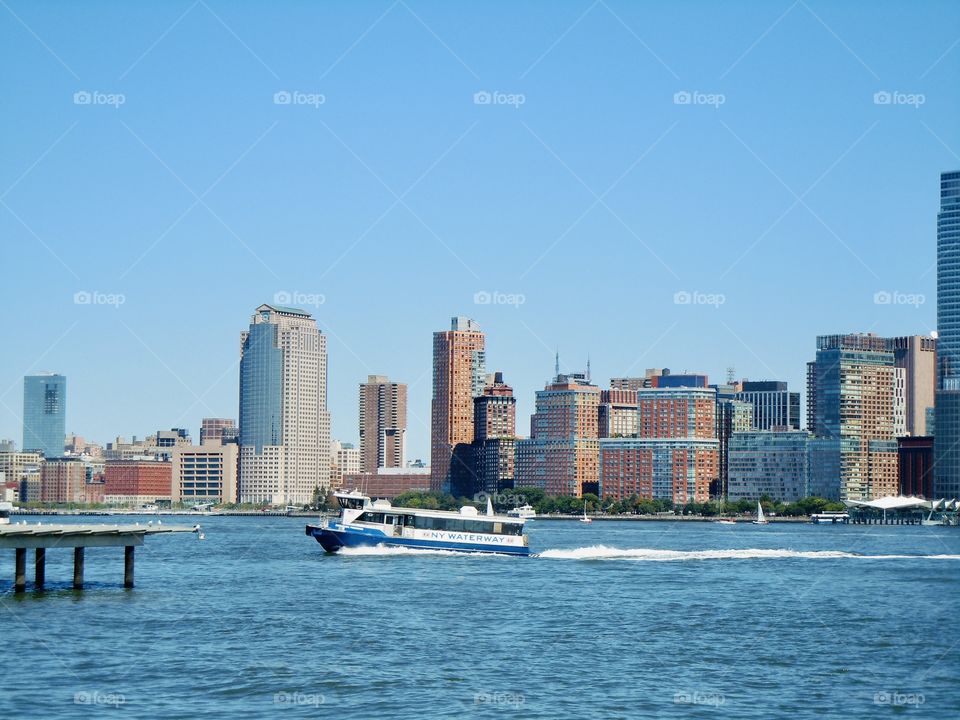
[431,317,486,492]
[891,335,936,437]
[359,375,407,473]
[238,304,330,505]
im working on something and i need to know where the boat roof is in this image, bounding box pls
[367,502,524,524]
[337,490,525,523]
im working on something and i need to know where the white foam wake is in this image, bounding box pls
[536,545,960,561]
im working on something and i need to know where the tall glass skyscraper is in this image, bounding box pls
[22,373,66,457]
[935,170,960,498]
[238,304,330,505]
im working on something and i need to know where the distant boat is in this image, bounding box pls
[579,501,592,524]
[714,496,736,524]
[0,501,12,525]
[752,501,768,525]
[507,504,536,520]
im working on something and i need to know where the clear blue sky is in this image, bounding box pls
[1,0,958,459]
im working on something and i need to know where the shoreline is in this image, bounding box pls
[10,508,810,522]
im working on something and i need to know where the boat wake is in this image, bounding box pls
[536,545,960,561]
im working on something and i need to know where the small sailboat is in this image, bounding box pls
[714,496,736,524]
[752,501,768,525]
[579,500,592,524]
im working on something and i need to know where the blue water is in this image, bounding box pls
[2,516,958,718]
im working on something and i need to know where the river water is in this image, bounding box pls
[2,515,958,718]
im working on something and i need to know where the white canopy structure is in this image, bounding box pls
[843,496,932,511]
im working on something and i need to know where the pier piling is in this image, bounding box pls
[73,547,84,590]
[14,547,26,593]
[35,548,45,589]
[124,546,135,588]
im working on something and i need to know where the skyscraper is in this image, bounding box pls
[892,336,936,437]
[238,304,330,505]
[472,372,517,494]
[431,317,486,492]
[515,371,600,497]
[733,381,800,431]
[359,375,407,473]
[807,334,899,500]
[22,373,66,458]
[935,170,960,498]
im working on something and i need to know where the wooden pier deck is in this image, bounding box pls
[0,522,199,592]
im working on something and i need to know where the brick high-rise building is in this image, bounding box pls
[472,372,517,494]
[600,386,720,504]
[359,375,407,473]
[431,317,486,492]
[598,389,639,438]
[515,371,600,497]
[40,458,86,503]
[238,304,330,505]
[104,460,172,506]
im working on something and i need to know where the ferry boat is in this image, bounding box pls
[306,491,530,556]
[811,511,850,525]
[507,504,536,520]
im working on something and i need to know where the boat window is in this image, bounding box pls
[358,512,385,524]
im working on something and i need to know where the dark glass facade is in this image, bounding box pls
[935,170,960,498]
[22,374,66,458]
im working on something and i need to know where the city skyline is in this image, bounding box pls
[2,2,958,463]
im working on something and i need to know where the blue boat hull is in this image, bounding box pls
[305,524,529,556]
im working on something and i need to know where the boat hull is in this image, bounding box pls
[305,524,530,556]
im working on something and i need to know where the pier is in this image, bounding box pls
[1,523,198,592]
